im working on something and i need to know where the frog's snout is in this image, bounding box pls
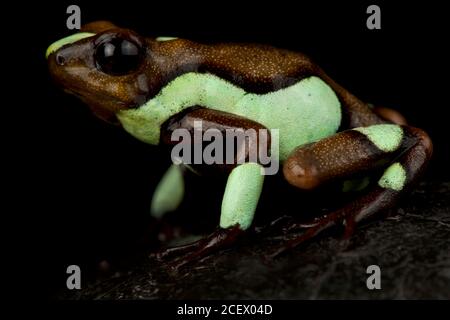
[47,33,93,84]
[46,27,151,126]
[46,33,99,96]
[48,43,83,69]
[46,33,95,59]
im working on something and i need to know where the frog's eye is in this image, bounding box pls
[94,34,144,75]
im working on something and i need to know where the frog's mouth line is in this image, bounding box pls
[53,74,126,110]
[48,56,130,125]
[59,86,126,125]
[62,87,121,106]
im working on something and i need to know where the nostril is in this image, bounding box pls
[56,53,66,65]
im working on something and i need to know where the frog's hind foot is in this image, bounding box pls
[150,240,200,262]
[266,210,356,259]
[151,226,245,272]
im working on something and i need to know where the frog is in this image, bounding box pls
[46,21,432,270]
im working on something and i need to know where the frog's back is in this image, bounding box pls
[155,39,319,94]
[154,41,342,159]
[119,40,342,156]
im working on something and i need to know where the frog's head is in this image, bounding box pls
[47,21,154,125]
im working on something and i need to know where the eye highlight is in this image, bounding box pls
[94,34,144,75]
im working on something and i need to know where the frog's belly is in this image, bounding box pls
[118,73,342,161]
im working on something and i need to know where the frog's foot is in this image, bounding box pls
[150,230,211,261]
[151,240,198,261]
[267,203,361,259]
[153,226,244,271]
[253,215,322,241]
[271,125,432,258]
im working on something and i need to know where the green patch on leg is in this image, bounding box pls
[220,163,265,230]
[150,164,184,218]
[354,124,403,152]
[378,162,406,191]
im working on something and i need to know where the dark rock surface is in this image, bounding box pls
[62,181,450,300]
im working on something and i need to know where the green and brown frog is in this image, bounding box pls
[46,21,432,269]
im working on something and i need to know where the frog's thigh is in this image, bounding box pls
[150,164,185,218]
[220,163,265,230]
[283,124,405,190]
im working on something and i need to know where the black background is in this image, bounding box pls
[10,0,449,298]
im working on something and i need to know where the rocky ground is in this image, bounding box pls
[60,181,450,299]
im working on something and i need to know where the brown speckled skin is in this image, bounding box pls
[283,130,390,190]
[48,21,381,127]
[47,21,433,268]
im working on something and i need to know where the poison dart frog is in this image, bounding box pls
[46,21,432,269]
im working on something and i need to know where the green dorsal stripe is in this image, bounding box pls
[117,73,341,161]
[156,36,178,41]
[46,32,95,58]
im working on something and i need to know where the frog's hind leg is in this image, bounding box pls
[372,106,408,125]
[270,124,432,258]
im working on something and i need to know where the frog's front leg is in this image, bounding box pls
[151,163,185,219]
[159,162,265,270]
[271,124,432,257]
[147,164,186,243]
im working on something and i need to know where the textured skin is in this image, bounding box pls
[283,129,387,190]
[378,162,407,191]
[354,124,403,152]
[47,21,382,128]
[282,125,427,191]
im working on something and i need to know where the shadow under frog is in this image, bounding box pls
[46,21,432,270]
